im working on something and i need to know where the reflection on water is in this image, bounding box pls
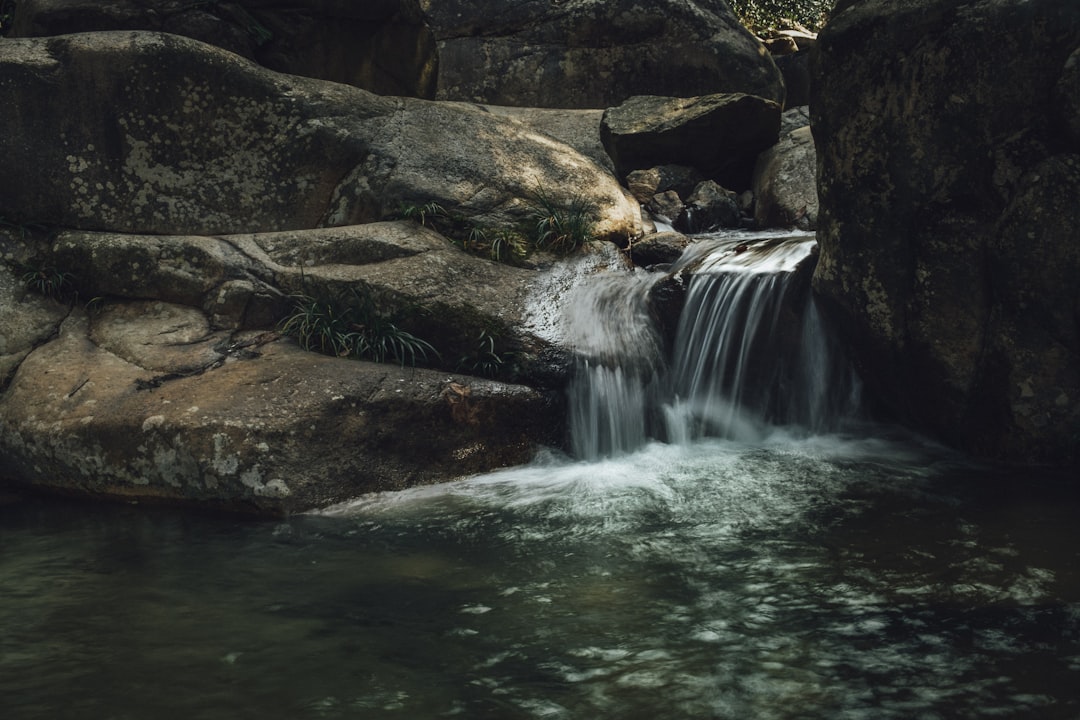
[3,432,1079,720]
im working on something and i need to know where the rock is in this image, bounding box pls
[0,240,70,389]
[46,222,562,383]
[775,52,810,109]
[645,191,686,225]
[630,231,690,267]
[677,181,741,232]
[0,311,563,514]
[10,0,437,97]
[752,126,818,230]
[474,105,613,174]
[779,106,812,136]
[601,93,782,190]
[10,0,784,109]
[625,165,705,203]
[0,31,640,241]
[811,0,1080,467]
[420,0,784,108]
[1058,49,1080,147]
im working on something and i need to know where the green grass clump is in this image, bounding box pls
[528,188,597,254]
[397,186,598,261]
[280,286,436,367]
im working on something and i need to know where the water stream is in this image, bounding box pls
[3,232,1079,719]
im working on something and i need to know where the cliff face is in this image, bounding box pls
[811,0,1080,466]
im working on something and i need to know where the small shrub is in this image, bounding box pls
[280,286,437,367]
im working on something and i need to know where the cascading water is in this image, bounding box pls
[566,231,861,458]
[7,232,1078,720]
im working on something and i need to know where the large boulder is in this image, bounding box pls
[811,0,1080,466]
[0,31,640,240]
[0,217,643,511]
[600,93,782,190]
[9,0,784,109]
[0,310,563,514]
[9,0,438,97]
[419,0,784,108]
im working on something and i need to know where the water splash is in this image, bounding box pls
[566,232,861,458]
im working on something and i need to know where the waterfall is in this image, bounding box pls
[567,233,861,459]
[563,271,666,459]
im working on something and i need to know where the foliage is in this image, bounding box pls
[16,262,77,303]
[280,285,437,367]
[395,202,529,264]
[398,186,598,261]
[528,187,597,254]
[0,215,51,241]
[728,0,832,33]
[455,328,515,379]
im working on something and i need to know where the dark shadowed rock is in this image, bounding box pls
[10,0,438,97]
[420,0,783,108]
[601,94,782,190]
[11,0,783,109]
[625,165,705,203]
[678,181,741,232]
[752,126,817,229]
[630,231,690,267]
[811,0,1080,467]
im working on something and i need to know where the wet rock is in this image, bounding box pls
[630,231,690,267]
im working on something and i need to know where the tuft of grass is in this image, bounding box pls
[17,262,77,303]
[528,186,597,254]
[280,285,437,367]
[397,201,447,229]
[455,328,515,379]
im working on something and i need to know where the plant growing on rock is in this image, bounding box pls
[528,186,597,254]
[397,202,529,264]
[14,261,78,304]
[280,285,437,367]
[455,328,516,379]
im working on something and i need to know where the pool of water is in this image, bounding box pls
[3,429,1079,720]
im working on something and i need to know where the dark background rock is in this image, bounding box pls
[811,0,1080,467]
[9,0,782,109]
[601,93,782,191]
